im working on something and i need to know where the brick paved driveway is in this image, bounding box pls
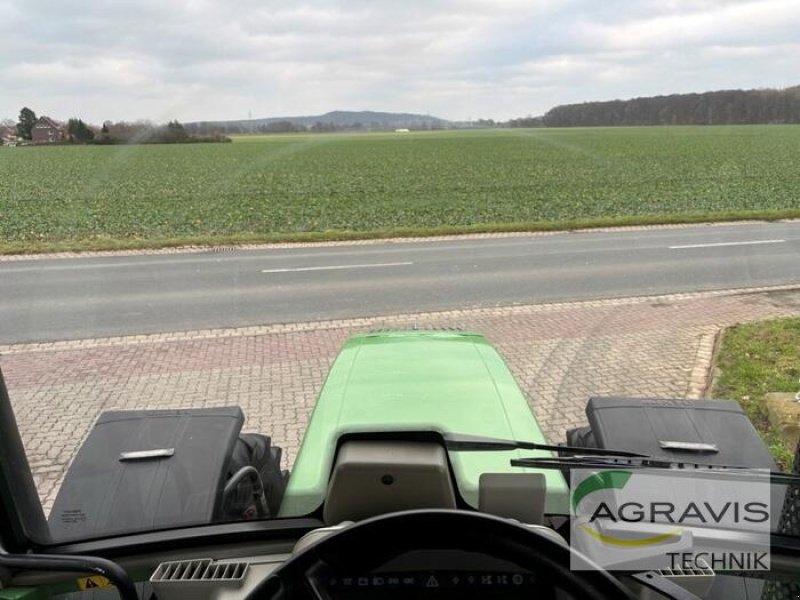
[2,285,800,512]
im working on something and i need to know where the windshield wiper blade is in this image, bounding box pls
[442,432,647,458]
[511,455,800,485]
[513,455,742,469]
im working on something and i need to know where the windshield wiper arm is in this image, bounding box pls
[442,432,647,458]
[511,455,800,485]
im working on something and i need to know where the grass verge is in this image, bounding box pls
[2,209,799,256]
[711,317,800,470]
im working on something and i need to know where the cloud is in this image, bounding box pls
[1,0,798,122]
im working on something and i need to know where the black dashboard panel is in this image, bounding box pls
[321,570,544,598]
[309,549,558,599]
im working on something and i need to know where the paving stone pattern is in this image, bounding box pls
[3,285,800,512]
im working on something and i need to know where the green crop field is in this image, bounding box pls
[2,126,800,253]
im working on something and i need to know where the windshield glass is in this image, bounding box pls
[2,0,800,554]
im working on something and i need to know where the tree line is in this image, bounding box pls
[184,119,448,136]
[94,119,230,144]
[12,86,800,141]
[9,107,230,144]
[541,86,800,127]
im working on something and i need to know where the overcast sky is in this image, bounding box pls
[2,0,799,124]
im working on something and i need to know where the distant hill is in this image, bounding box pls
[542,86,800,127]
[187,110,449,134]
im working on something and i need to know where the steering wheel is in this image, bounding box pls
[246,509,637,599]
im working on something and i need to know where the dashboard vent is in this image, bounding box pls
[655,562,714,578]
[151,558,248,583]
[639,562,714,599]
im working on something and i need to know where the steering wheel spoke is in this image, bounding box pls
[305,560,336,600]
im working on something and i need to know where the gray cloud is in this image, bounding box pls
[1,0,798,123]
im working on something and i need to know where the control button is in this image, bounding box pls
[425,575,439,588]
[512,574,524,586]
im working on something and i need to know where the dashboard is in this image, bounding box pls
[148,548,557,600]
[316,569,542,599]
[305,548,550,599]
[146,511,633,599]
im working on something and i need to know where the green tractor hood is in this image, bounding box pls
[280,331,568,517]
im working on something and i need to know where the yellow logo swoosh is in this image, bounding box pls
[579,525,682,547]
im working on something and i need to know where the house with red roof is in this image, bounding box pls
[31,116,65,144]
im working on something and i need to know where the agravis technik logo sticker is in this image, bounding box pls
[569,468,771,571]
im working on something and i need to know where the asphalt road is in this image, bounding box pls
[2,221,800,343]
